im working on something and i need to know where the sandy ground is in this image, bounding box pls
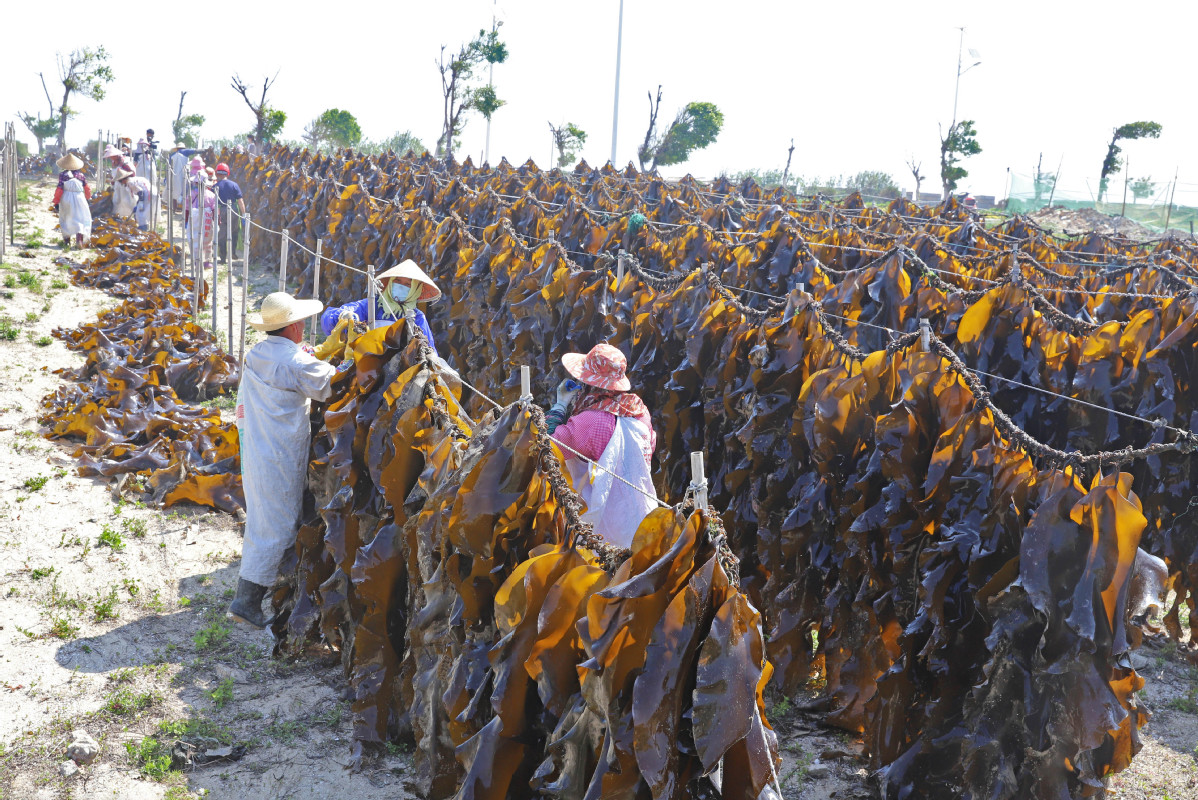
[0,180,1194,799]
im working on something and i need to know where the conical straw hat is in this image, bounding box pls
[56,153,84,171]
[376,259,442,302]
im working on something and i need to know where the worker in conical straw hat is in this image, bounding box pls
[114,169,155,232]
[52,153,92,250]
[103,143,135,181]
[229,292,338,628]
[319,259,443,356]
[545,342,659,549]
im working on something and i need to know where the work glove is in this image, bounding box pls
[338,308,359,323]
[556,378,581,407]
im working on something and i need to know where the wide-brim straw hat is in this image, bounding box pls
[56,153,84,171]
[172,142,186,150]
[562,342,632,392]
[103,144,122,159]
[246,292,324,331]
[377,260,442,302]
[115,169,135,181]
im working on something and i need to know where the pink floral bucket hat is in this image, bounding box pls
[561,343,631,392]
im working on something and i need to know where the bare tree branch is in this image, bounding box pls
[637,85,663,171]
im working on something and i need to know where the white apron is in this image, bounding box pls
[112,180,137,218]
[566,415,658,549]
[171,152,188,204]
[59,178,92,237]
[235,337,337,586]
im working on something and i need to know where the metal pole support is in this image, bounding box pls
[617,248,626,286]
[920,319,931,350]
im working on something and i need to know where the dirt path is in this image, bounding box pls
[0,180,1194,799]
[0,181,418,800]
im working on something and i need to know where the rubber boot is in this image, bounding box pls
[226,578,269,628]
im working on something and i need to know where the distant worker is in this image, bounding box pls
[133,128,158,183]
[320,260,442,356]
[114,169,155,231]
[228,292,337,628]
[168,142,198,210]
[184,160,217,268]
[213,163,245,263]
[52,152,92,249]
[545,343,659,548]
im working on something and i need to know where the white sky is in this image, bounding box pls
[5,0,1198,203]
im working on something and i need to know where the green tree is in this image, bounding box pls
[548,122,587,167]
[302,109,362,152]
[847,170,901,199]
[18,114,60,155]
[358,130,427,156]
[171,91,204,148]
[637,86,724,170]
[436,29,509,159]
[1099,121,1162,201]
[939,119,981,198]
[54,47,115,150]
[231,72,286,144]
[1129,176,1156,204]
[18,73,61,154]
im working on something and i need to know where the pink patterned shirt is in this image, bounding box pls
[552,409,656,464]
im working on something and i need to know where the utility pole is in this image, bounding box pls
[483,0,498,165]
[610,0,625,165]
[949,27,981,136]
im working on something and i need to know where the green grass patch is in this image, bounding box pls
[209,678,234,709]
[125,735,176,779]
[30,565,54,580]
[22,474,48,492]
[98,523,125,551]
[93,588,119,622]
[49,616,79,639]
[104,687,159,716]
[194,619,232,651]
[0,317,18,340]
[122,516,148,538]
[34,335,51,347]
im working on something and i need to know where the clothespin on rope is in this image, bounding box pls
[690,452,708,511]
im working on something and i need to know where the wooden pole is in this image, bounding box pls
[311,238,322,345]
[278,229,289,292]
[239,213,251,369]
[97,130,104,194]
[366,265,376,327]
[226,201,234,346]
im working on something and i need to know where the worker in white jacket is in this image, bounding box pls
[228,292,337,628]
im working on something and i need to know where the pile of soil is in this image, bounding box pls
[1027,205,1186,242]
